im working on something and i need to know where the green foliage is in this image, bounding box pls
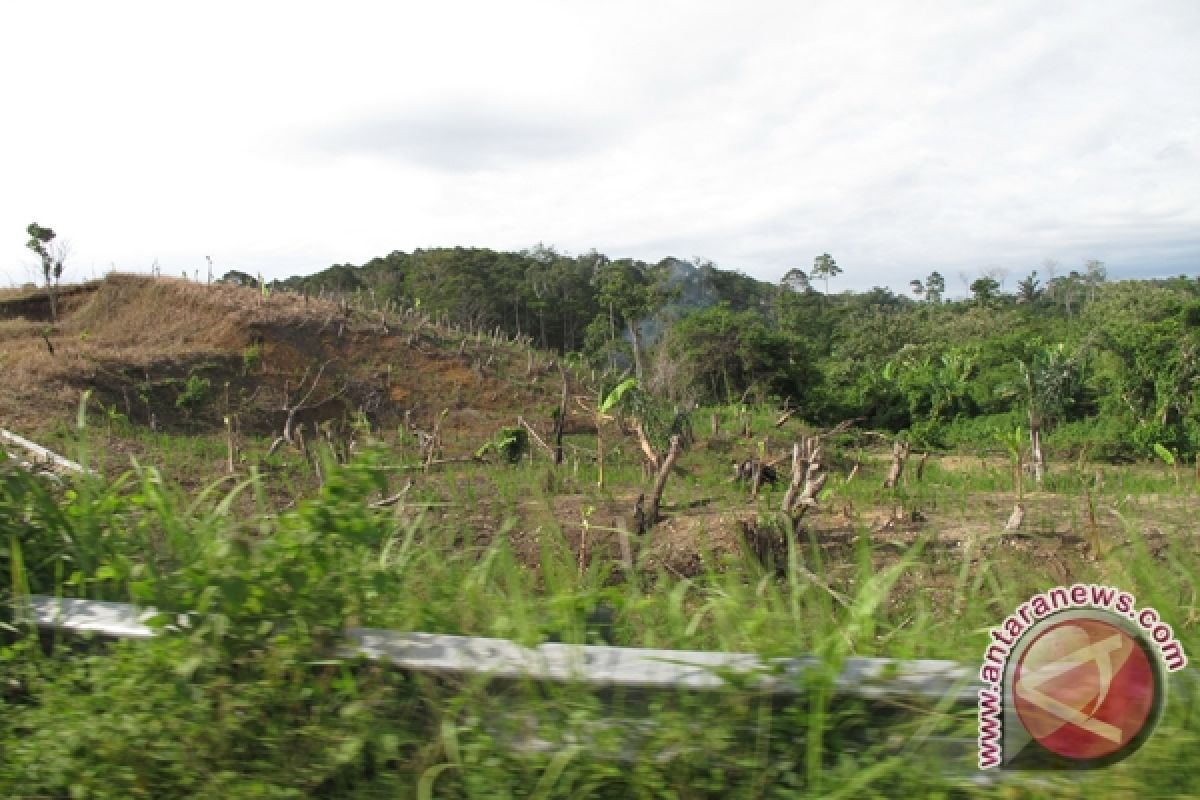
[175,374,213,413]
[1153,442,1176,467]
[3,423,1200,796]
[24,222,63,286]
[218,270,257,287]
[811,252,843,294]
[969,276,1000,306]
[598,377,639,415]
[667,304,814,404]
[242,344,263,373]
[269,244,1200,460]
[475,426,530,464]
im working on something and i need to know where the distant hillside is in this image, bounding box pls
[0,274,571,453]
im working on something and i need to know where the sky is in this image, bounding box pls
[2,1,1198,295]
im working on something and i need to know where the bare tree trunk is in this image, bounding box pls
[628,319,644,382]
[646,435,682,525]
[225,414,238,474]
[710,411,719,437]
[882,440,910,489]
[915,451,930,482]
[1029,414,1045,486]
[553,363,568,465]
[596,426,606,488]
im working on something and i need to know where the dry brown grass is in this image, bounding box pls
[0,275,351,429]
[0,272,568,445]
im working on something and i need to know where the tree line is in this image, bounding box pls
[247,246,1200,461]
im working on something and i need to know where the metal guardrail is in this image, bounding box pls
[21,595,979,701]
[18,595,989,784]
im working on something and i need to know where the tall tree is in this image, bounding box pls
[924,271,945,303]
[1013,343,1082,485]
[970,276,1000,307]
[595,259,668,381]
[782,268,811,293]
[1015,271,1042,304]
[811,253,842,295]
[1084,259,1107,303]
[25,222,66,321]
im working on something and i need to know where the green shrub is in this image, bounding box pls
[475,426,530,464]
[1045,416,1139,461]
[241,344,262,374]
[175,374,212,413]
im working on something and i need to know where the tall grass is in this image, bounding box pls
[2,425,1199,796]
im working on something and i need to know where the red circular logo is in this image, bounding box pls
[1013,617,1158,761]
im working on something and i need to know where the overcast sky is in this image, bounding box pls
[2,1,1197,294]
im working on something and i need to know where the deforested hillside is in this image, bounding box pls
[0,273,573,473]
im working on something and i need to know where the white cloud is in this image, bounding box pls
[1,1,1197,293]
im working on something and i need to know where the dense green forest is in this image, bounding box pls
[248,249,1200,461]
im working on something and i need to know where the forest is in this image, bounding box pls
[258,247,1200,463]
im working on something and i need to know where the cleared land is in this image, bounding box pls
[2,276,1198,797]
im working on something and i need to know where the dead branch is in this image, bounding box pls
[773,408,797,428]
[817,416,864,440]
[269,360,346,454]
[634,419,661,472]
[371,479,415,508]
[392,457,478,472]
[518,416,555,458]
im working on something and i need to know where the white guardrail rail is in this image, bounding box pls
[18,594,993,783]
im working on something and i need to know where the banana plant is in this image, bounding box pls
[1153,442,1180,486]
[593,377,639,488]
[995,426,1026,502]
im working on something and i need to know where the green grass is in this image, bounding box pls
[3,404,1200,797]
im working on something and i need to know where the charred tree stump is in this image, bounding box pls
[633,493,646,535]
[882,440,910,489]
[1004,502,1025,533]
[915,451,930,483]
[782,437,826,530]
